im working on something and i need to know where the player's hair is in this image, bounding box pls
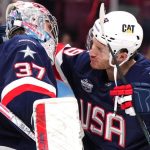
[119,49,137,60]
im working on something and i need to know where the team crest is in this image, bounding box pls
[81,79,93,93]
[20,45,36,59]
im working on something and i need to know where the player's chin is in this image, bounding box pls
[90,61,107,70]
[90,62,101,69]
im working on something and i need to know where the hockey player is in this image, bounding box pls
[55,11,150,149]
[0,1,58,149]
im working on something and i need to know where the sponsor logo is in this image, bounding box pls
[81,79,93,93]
[122,24,135,33]
[104,18,109,23]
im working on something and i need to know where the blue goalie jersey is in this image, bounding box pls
[0,34,57,149]
[55,44,150,150]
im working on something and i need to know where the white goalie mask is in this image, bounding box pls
[6,1,58,63]
[92,11,143,66]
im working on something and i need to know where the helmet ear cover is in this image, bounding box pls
[92,11,143,66]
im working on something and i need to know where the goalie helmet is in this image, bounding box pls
[6,1,58,63]
[92,11,143,66]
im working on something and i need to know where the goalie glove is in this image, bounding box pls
[33,97,84,150]
[110,84,136,116]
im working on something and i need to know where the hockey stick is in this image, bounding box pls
[0,103,35,141]
[99,1,150,145]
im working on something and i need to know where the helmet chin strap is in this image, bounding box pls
[110,54,130,116]
[113,66,118,86]
[109,53,130,85]
[112,66,118,116]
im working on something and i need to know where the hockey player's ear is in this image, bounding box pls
[116,49,128,63]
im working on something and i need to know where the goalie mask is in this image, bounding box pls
[92,11,143,66]
[6,1,58,63]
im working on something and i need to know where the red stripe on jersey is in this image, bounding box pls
[55,43,65,56]
[54,43,66,81]
[53,65,62,81]
[2,84,56,106]
[121,101,133,110]
[35,104,49,150]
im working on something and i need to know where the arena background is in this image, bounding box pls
[0,0,150,58]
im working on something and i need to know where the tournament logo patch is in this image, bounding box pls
[81,79,93,93]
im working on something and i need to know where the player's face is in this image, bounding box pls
[89,38,110,69]
[44,20,52,34]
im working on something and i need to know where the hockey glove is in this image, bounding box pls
[110,84,136,116]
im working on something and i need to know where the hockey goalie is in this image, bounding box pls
[0,1,83,150]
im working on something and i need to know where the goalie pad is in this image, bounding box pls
[33,97,84,150]
[0,146,15,150]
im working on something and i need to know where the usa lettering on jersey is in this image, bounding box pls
[80,99,125,148]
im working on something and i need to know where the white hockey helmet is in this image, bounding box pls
[92,11,143,66]
[6,1,58,63]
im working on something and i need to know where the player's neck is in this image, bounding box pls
[106,59,136,81]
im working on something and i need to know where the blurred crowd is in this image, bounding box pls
[0,0,150,58]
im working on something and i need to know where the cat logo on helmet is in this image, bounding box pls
[122,24,135,33]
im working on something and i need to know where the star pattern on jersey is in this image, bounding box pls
[20,46,36,59]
